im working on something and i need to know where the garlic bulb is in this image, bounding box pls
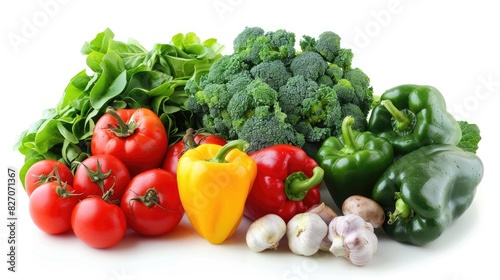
[306,203,338,251]
[286,212,328,256]
[246,214,286,252]
[328,214,378,266]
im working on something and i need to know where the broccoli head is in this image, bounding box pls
[290,51,328,81]
[188,27,374,158]
[250,60,291,91]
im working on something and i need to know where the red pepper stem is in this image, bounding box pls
[284,166,324,201]
[106,107,137,137]
[341,116,358,154]
[208,140,249,163]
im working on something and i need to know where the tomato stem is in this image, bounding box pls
[183,128,198,151]
[139,188,160,207]
[77,159,113,195]
[106,107,137,137]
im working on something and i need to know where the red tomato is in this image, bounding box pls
[29,181,80,234]
[162,129,226,174]
[25,159,74,197]
[73,154,130,201]
[71,197,127,249]
[91,107,168,177]
[120,169,184,236]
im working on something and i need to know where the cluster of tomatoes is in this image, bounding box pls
[25,107,226,249]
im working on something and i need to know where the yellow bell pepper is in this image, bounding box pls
[177,139,257,244]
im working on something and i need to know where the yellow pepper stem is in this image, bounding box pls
[207,140,249,163]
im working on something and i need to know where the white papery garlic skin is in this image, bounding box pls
[246,214,286,252]
[328,214,378,266]
[286,212,328,256]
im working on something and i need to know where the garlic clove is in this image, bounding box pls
[246,214,286,252]
[306,202,339,225]
[286,212,328,256]
[306,203,338,251]
[328,214,378,266]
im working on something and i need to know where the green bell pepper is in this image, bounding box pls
[315,116,394,208]
[368,84,462,156]
[372,144,484,246]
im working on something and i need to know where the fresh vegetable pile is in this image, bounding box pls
[17,27,484,266]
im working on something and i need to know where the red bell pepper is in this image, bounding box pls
[244,144,324,223]
[162,128,227,175]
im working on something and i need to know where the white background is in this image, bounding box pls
[1,0,499,279]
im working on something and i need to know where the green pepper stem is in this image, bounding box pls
[341,116,358,154]
[387,192,412,224]
[284,166,324,201]
[381,100,416,135]
[381,100,408,124]
[106,107,137,137]
[208,139,249,163]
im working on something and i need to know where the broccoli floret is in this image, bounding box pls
[264,29,296,64]
[233,27,265,53]
[246,79,278,107]
[299,35,316,52]
[341,103,368,133]
[237,114,305,153]
[254,106,270,118]
[315,31,341,63]
[250,60,291,91]
[301,85,342,130]
[238,35,272,66]
[226,71,253,95]
[294,121,332,142]
[326,64,344,83]
[278,76,319,124]
[332,79,357,105]
[317,75,334,87]
[205,54,249,84]
[333,48,353,70]
[343,68,373,114]
[194,83,231,109]
[290,51,328,81]
[236,29,296,66]
[227,91,255,121]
